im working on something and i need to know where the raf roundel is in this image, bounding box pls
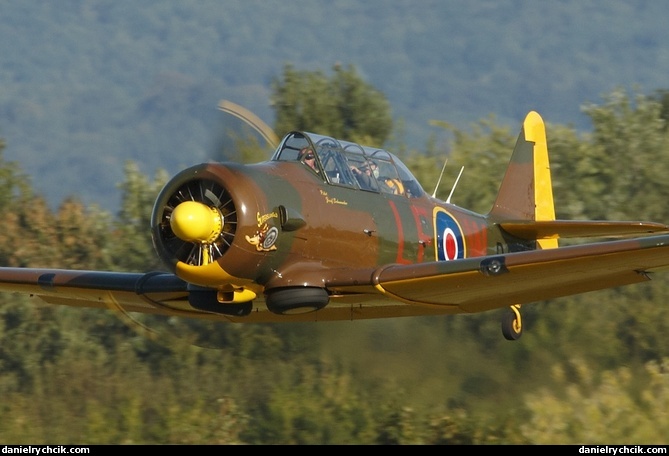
[435,210,466,261]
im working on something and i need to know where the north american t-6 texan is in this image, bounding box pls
[1,100,668,341]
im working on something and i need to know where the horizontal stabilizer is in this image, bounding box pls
[499,220,669,240]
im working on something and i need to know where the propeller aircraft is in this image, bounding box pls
[1,102,669,340]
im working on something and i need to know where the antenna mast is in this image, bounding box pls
[446,166,465,204]
[431,159,448,198]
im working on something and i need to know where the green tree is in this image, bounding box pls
[575,88,669,221]
[651,88,669,130]
[522,358,669,444]
[425,116,516,213]
[271,63,393,146]
[54,198,114,270]
[0,139,33,212]
[110,161,169,272]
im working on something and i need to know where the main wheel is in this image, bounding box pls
[501,305,522,340]
[265,287,329,315]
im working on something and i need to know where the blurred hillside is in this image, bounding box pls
[1,0,669,210]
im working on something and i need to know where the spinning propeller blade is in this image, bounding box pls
[218,99,280,149]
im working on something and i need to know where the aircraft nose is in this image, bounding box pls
[170,201,223,243]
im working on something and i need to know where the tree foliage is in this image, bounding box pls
[522,358,669,444]
[575,89,669,221]
[111,161,169,272]
[271,63,393,146]
[421,116,517,213]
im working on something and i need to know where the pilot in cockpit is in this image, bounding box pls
[298,147,319,174]
[351,160,379,190]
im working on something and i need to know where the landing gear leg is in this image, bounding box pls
[501,304,522,340]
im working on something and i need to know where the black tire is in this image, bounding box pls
[265,287,329,315]
[501,308,522,341]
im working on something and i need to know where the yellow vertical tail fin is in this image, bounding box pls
[489,111,558,249]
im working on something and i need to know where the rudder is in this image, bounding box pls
[489,111,557,249]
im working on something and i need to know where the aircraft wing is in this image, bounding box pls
[0,266,451,323]
[0,269,200,316]
[1,234,668,324]
[371,234,669,314]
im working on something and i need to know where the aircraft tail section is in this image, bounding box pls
[489,112,669,245]
[489,111,558,249]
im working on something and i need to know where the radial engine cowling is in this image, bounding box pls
[151,164,238,267]
[150,162,271,297]
[150,161,329,316]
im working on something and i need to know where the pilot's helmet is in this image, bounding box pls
[362,160,379,178]
[298,147,314,161]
